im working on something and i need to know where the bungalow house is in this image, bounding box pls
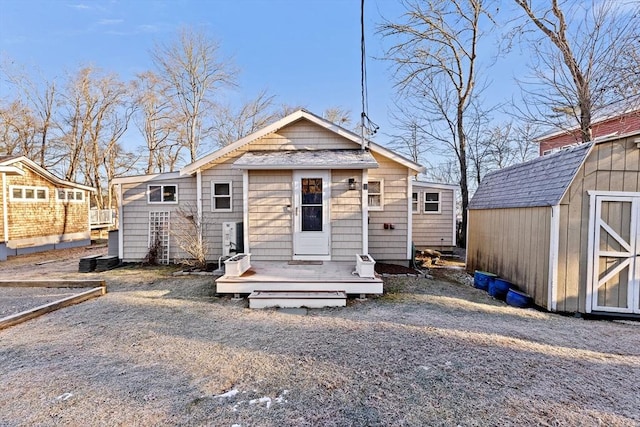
[467,131,640,316]
[412,181,458,252]
[113,110,425,302]
[0,156,95,261]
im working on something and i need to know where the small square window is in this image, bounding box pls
[212,182,232,212]
[424,192,441,213]
[24,188,35,199]
[12,188,22,199]
[37,189,47,199]
[148,185,177,203]
[368,179,383,211]
[75,191,83,201]
[67,191,75,200]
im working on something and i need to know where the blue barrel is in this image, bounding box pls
[506,289,532,308]
[489,278,511,300]
[474,271,497,291]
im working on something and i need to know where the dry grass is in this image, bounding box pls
[0,259,639,426]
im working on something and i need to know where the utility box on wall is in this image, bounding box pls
[222,222,244,256]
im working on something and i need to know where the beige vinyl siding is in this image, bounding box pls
[120,177,196,262]
[368,153,410,262]
[249,120,357,151]
[467,207,551,307]
[331,170,363,260]
[247,170,292,260]
[556,136,640,313]
[200,154,245,259]
[412,187,455,248]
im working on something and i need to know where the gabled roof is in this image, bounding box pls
[181,109,425,175]
[112,171,182,185]
[469,142,592,210]
[0,156,96,192]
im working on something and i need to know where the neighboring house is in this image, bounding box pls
[411,181,458,252]
[0,156,95,261]
[538,108,640,155]
[113,110,425,297]
[467,131,640,317]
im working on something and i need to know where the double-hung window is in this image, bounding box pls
[212,181,232,212]
[148,185,177,204]
[423,192,441,213]
[368,179,383,211]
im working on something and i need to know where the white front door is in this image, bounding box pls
[293,170,331,260]
[589,194,640,314]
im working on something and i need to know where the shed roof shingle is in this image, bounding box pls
[468,142,592,209]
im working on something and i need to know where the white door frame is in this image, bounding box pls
[586,191,640,314]
[292,170,331,261]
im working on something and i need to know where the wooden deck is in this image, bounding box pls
[215,261,383,295]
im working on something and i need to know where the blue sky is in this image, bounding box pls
[0,0,525,149]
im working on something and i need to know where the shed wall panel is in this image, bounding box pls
[467,207,551,306]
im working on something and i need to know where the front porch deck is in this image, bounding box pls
[215,261,383,295]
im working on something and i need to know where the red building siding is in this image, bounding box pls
[538,110,640,155]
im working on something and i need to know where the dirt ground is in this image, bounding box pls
[0,247,639,426]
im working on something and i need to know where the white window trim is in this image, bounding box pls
[9,185,49,202]
[147,184,179,204]
[211,180,233,212]
[412,191,420,213]
[57,188,85,203]
[368,178,384,211]
[423,191,442,214]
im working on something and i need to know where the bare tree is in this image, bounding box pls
[380,0,492,246]
[212,90,277,147]
[512,0,640,142]
[0,99,39,157]
[151,27,237,161]
[57,66,135,208]
[133,71,183,173]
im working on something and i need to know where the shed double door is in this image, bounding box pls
[590,195,640,314]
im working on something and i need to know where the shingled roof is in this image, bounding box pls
[469,142,592,209]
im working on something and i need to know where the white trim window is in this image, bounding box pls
[148,184,178,204]
[10,185,48,202]
[412,191,420,213]
[368,179,384,211]
[423,192,441,214]
[212,181,232,212]
[57,189,84,202]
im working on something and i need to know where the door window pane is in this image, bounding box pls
[302,206,322,231]
[302,178,323,204]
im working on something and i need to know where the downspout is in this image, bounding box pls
[196,170,202,251]
[117,184,124,260]
[243,170,249,253]
[406,172,413,260]
[2,173,8,244]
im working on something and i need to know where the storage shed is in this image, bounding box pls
[467,131,640,316]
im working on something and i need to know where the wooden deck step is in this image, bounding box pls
[248,290,346,309]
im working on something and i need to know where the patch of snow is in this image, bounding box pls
[214,389,239,399]
[249,396,272,409]
[56,392,73,401]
